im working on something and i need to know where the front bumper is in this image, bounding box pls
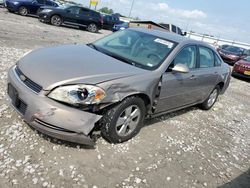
[5,2,18,12]
[232,71,250,79]
[7,66,102,146]
[38,13,50,22]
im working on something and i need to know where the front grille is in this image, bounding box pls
[240,64,250,71]
[17,99,28,115]
[15,66,43,93]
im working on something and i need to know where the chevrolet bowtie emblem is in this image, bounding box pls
[20,75,26,81]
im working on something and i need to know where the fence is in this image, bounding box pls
[186,32,250,49]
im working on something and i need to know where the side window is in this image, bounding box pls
[81,8,90,16]
[214,53,222,66]
[199,47,215,68]
[67,7,81,14]
[45,0,53,6]
[170,46,197,69]
[172,25,177,33]
[37,0,44,4]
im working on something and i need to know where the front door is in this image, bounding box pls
[155,45,202,113]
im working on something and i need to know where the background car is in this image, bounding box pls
[101,13,121,30]
[5,0,58,16]
[0,0,5,6]
[112,22,129,32]
[38,5,103,33]
[232,56,250,79]
[217,45,248,65]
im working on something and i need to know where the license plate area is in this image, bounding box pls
[244,71,250,76]
[8,83,19,106]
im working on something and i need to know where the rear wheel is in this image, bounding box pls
[200,86,220,110]
[87,23,98,33]
[101,96,146,143]
[50,15,62,26]
[18,6,28,16]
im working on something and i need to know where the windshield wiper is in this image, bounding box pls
[87,43,99,51]
[105,52,140,67]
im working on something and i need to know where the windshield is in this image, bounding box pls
[244,56,250,62]
[224,46,244,55]
[92,29,176,70]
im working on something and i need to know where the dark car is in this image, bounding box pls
[5,0,58,16]
[101,13,120,30]
[232,56,250,79]
[38,5,103,33]
[112,22,129,32]
[217,45,248,65]
[7,28,230,146]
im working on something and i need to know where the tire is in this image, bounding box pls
[101,96,146,143]
[50,15,62,26]
[87,23,98,33]
[18,6,28,16]
[200,86,220,110]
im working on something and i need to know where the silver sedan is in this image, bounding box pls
[7,28,231,146]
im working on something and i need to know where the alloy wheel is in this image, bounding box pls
[115,105,141,137]
[207,89,218,107]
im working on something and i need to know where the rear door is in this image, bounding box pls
[29,0,44,14]
[77,8,92,27]
[156,45,202,113]
[196,46,219,100]
[63,6,81,25]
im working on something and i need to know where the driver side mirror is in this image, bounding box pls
[171,63,189,73]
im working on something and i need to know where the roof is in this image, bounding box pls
[130,28,211,47]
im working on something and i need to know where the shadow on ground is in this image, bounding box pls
[218,169,250,188]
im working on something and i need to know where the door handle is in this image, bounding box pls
[190,75,197,80]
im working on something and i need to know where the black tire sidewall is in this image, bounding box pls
[201,86,220,110]
[101,97,146,143]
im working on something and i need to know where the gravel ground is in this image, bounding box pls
[0,8,250,188]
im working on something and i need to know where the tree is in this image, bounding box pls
[99,7,114,14]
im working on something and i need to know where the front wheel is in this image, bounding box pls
[87,23,98,33]
[101,96,146,143]
[50,15,62,26]
[200,86,220,110]
[18,6,28,16]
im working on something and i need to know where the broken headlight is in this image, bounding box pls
[48,85,106,105]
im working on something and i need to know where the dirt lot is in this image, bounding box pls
[0,8,250,188]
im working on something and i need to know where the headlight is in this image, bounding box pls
[42,9,52,13]
[48,85,106,105]
[13,2,19,5]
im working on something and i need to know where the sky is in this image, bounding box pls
[78,0,249,43]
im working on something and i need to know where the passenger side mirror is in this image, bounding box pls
[171,63,189,73]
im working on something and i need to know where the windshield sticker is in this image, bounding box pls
[154,38,174,48]
[147,63,154,67]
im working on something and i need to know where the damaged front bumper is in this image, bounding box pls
[7,66,102,146]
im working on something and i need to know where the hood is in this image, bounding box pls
[18,45,147,91]
[236,59,250,65]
